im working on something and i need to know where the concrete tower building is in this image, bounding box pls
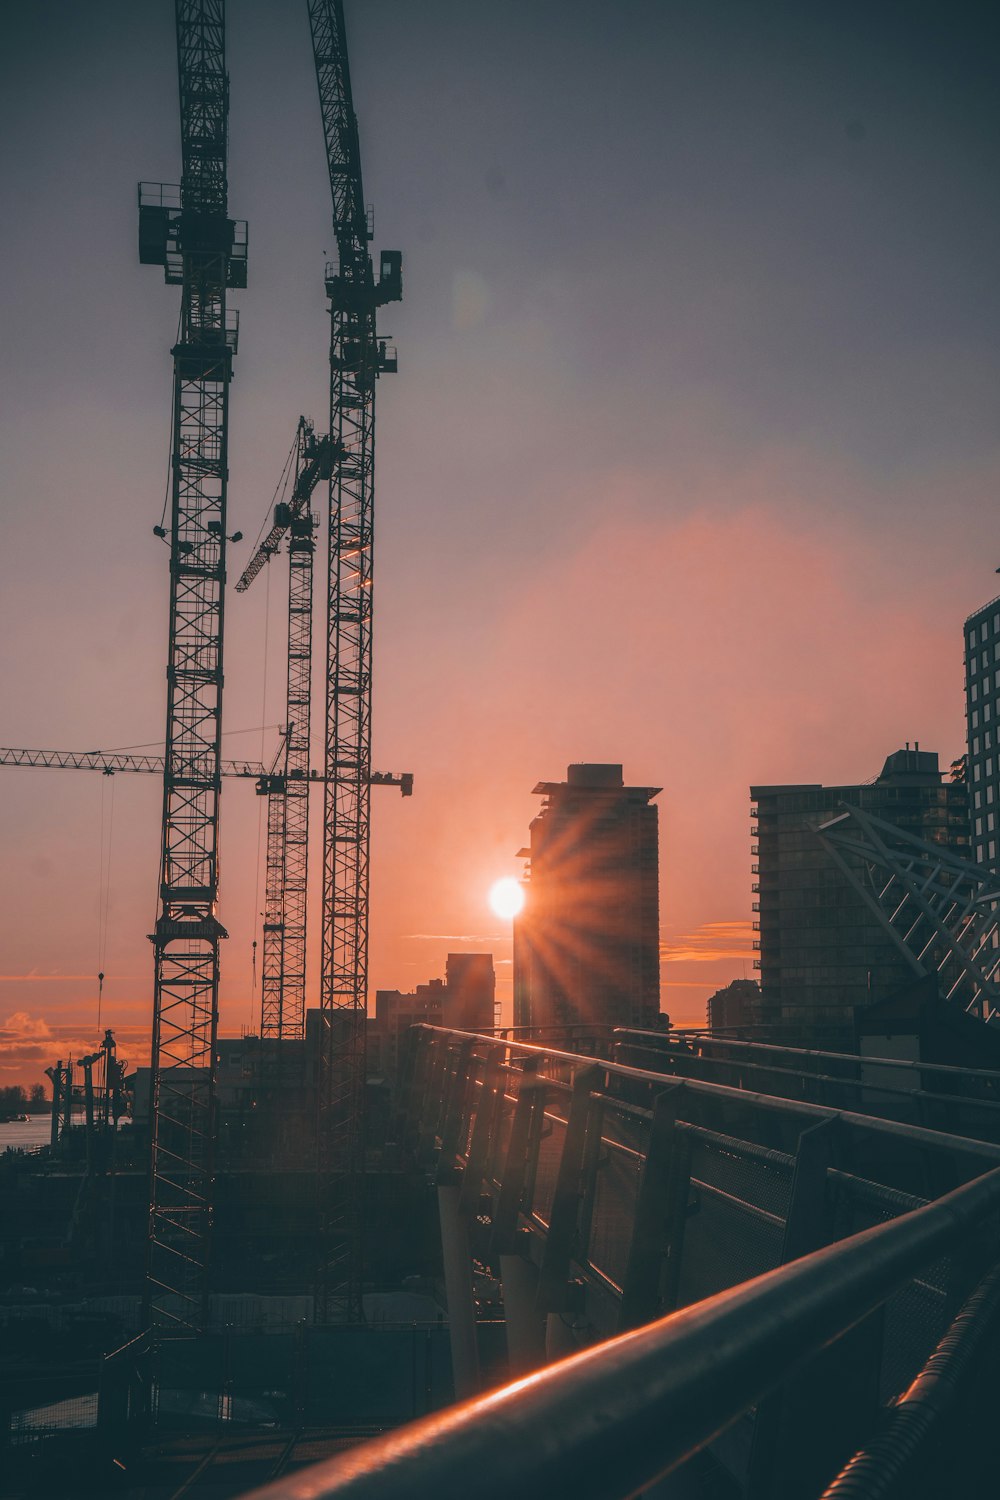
[964,598,1000,869]
[513,764,661,1033]
[751,747,968,1041]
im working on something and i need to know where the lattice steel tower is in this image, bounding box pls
[138,0,246,1337]
[238,421,332,1045]
[307,0,402,1321]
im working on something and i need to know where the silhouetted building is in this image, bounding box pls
[373,953,496,1075]
[444,952,496,1031]
[751,747,969,1041]
[964,598,1000,869]
[513,763,661,1032]
[707,978,760,1032]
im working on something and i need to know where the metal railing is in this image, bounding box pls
[614,1027,1000,1142]
[243,1165,1000,1500]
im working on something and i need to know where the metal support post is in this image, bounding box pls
[437,1180,480,1399]
[618,1085,684,1331]
[537,1066,601,1313]
[491,1057,543,1253]
[460,1050,506,1212]
[499,1248,546,1375]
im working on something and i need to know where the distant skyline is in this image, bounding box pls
[3,0,1000,1088]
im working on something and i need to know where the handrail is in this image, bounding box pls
[615,1036,1000,1117]
[820,1260,1000,1498]
[413,1026,1000,1165]
[638,1027,1000,1088]
[244,1167,1000,1500]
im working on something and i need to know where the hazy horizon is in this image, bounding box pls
[2,0,999,1090]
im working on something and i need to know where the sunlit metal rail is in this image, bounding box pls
[614,1026,1000,1143]
[237,1025,1000,1500]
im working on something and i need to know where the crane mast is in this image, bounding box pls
[307,0,402,1321]
[137,0,246,1337]
[239,419,332,1044]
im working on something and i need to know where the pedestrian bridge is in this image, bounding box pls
[249,1024,1000,1500]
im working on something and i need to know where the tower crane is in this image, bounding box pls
[307,0,402,1322]
[237,419,331,1047]
[137,0,246,1338]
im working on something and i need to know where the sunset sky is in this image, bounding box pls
[2,0,1000,1090]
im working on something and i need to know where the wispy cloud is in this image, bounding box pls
[0,1016,151,1076]
[402,933,502,943]
[2,1012,52,1039]
[0,973,119,983]
[660,921,755,964]
[662,980,725,989]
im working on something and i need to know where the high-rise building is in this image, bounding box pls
[513,763,661,1032]
[964,598,1000,869]
[751,748,968,1041]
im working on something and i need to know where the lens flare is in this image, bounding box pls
[488,876,525,920]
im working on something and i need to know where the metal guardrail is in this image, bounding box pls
[613,1027,1000,1143]
[243,1166,1000,1500]
[640,1027,1000,1089]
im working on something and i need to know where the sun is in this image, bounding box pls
[488,876,525,920]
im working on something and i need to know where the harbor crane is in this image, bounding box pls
[307,0,402,1322]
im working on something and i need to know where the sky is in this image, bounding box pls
[2,0,1000,1091]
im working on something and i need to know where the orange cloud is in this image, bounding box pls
[2,1011,52,1039]
[661,922,756,963]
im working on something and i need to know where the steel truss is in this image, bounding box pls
[138,0,246,1337]
[307,0,401,1322]
[239,420,332,1045]
[817,804,1000,1024]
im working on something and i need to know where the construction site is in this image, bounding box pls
[8,4,1000,1499]
[0,1,462,1490]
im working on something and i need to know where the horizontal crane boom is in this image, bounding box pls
[0,746,412,794]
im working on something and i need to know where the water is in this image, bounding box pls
[0,1115,66,1151]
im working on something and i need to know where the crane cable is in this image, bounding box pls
[245,428,299,560]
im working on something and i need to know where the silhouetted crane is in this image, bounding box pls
[137,0,247,1338]
[237,419,332,1046]
[307,0,402,1323]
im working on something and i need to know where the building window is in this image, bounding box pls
[976,790,983,808]
[975,763,982,781]
[989,813,995,832]
[973,683,979,701]
[973,710,980,728]
[974,737,981,755]
[986,703,992,722]
[987,731,994,749]
[983,623,990,643]
[994,614,1000,633]
[989,786,995,805]
[988,757,994,777]
[991,840,997,860]
[976,817,984,835]
[970,631,977,649]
